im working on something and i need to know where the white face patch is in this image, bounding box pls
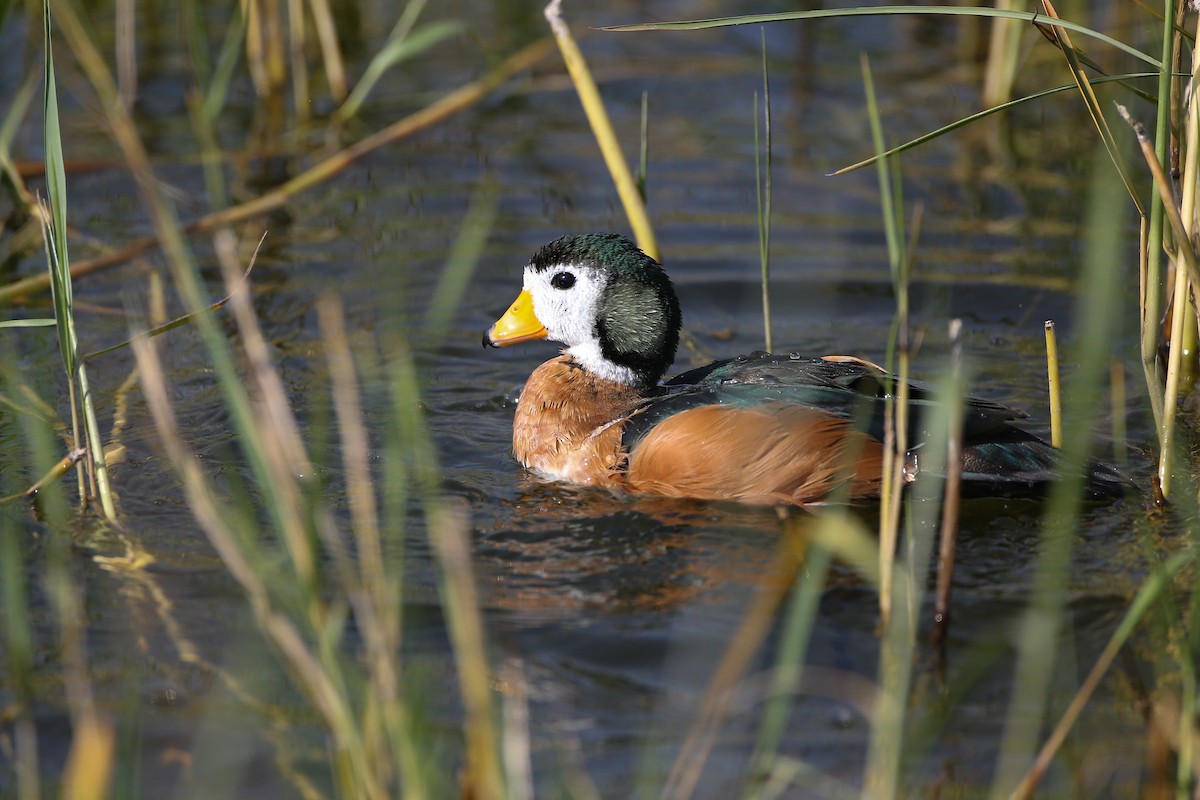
[523,262,639,385]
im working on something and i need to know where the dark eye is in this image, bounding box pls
[550,271,576,290]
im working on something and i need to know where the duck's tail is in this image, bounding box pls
[951,430,1132,499]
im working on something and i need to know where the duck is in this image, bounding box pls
[483,233,1128,506]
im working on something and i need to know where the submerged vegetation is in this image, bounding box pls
[1,0,1199,798]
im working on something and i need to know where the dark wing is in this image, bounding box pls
[628,352,1026,449]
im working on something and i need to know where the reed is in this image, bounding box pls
[34,2,116,522]
[1044,319,1063,447]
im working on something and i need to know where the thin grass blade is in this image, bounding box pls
[42,1,75,376]
[604,8,1160,69]
[335,20,463,122]
[832,73,1166,176]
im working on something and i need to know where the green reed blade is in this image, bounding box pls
[42,0,74,376]
[335,20,463,123]
[1140,1,1177,436]
[424,180,497,339]
[832,73,1169,176]
[201,3,247,122]
[0,319,57,328]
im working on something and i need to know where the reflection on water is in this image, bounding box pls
[0,0,1171,796]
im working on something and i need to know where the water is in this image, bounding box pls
[0,1,1175,796]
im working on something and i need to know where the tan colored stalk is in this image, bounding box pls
[115,0,136,110]
[981,0,1023,107]
[430,501,507,800]
[544,0,658,259]
[241,0,268,95]
[1180,31,1200,506]
[287,0,310,120]
[309,0,347,101]
[1044,320,1063,448]
[1011,551,1193,799]
[0,447,85,504]
[1039,1,1144,214]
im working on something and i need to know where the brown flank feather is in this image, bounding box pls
[625,404,883,506]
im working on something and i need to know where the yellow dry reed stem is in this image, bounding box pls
[1162,264,1190,498]
[308,0,347,101]
[1044,320,1063,448]
[1039,0,1144,215]
[286,0,310,120]
[544,0,659,260]
[0,447,84,504]
[430,501,508,800]
[981,0,1023,107]
[58,714,115,800]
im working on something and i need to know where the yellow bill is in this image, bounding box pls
[484,289,548,347]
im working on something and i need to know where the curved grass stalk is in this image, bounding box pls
[831,73,1171,176]
[1039,0,1144,214]
[605,7,1162,70]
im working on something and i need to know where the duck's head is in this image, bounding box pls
[484,233,681,387]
